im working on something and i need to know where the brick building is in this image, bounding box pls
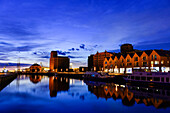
[103,50,170,73]
[88,50,113,71]
[50,51,70,72]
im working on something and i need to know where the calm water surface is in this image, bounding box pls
[0,75,170,113]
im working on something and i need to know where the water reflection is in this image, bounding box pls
[1,75,170,113]
[85,81,170,109]
[49,76,69,97]
[30,75,42,84]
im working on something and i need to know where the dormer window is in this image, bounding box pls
[127,59,130,62]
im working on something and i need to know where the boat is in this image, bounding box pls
[124,69,170,84]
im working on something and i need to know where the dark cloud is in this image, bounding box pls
[0,44,43,53]
[40,55,50,59]
[0,21,37,37]
[68,48,80,51]
[56,50,70,55]
[107,49,120,53]
[0,63,31,68]
[134,42,170,50]
[0,42,13,46]
[80,44,85,49]
[68,48,75,51]
[32,51,50,59]
[68,55,84,58]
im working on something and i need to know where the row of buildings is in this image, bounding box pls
[28,43,170,73]
[88,44,170,73]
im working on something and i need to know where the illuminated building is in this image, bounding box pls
[88,50,113,71]
[103,49,170,73]
[79,67,88,72]
[50,51,70,72]
[29,63,42,73]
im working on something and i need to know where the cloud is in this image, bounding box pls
[68,55,84,59]
[32,51,50,59]
[56,50,70,55]
[76,48,80,51]
[80,44,85,49]
[0,63,31,68]
[0,42,13,46]
[68,48,75,51]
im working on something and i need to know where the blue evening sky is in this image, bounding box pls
[0,0,170,68]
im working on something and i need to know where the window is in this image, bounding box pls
[151,61,154,65]
[155,61,159,64]
[122,59,124,63]
[109,61,112,64]
[127,63,132,66]
[135,62,139,66]
[143,62,147,66]
[143,56,146,60]
[134,57,138,61]
[127,59,130,62]
[167,61,169,63]
[161,60,164,64]
[105,61,107,64]
[155,55,157,60]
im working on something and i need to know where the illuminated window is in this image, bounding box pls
[155,61,159,64]
[151,61,154,64]
[161,60,164,64]
[167,61,169,63]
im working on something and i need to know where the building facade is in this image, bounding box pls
[29,63,42,73]
[88,50,113,71]
[103,50,170,73]
[50,51,70,72]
